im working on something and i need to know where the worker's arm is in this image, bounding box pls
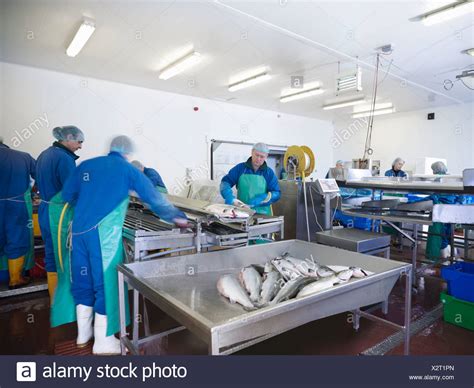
[61,165,81,205]
[129,166,185,223]
[220,164,242,205]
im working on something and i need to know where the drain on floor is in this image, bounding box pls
[360,303,443,356]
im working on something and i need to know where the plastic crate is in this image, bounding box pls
[441,262,474,303]
[440,292,474,331]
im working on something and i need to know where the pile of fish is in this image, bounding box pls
[216,252,374,311]
[204,204,254,219]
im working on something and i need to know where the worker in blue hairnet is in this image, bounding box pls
[61,135,188,355]
[220,142,281,215]
[385,157,407,178]
[36,126,84,303]
[0,138,36,289]
[131,160,167,193]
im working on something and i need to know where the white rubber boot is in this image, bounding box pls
[76,304,93,347]
[92,313,121,355]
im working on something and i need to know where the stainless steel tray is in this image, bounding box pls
[118,240,411,354]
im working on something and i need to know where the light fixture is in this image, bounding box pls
[280,86,324,103]
[461,48,474,56]
[336,67,362,94]
[322,95,366,110]
[66,18,96,57]
[409,1,473,26]
[158,51,202,80]
[351,106,395,119]
[228,72,271,92]
[353,102,393,113]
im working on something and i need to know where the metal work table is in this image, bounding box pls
[124,196,284,262]
[315,228,391,258]
[117,240,412,356]
[340,178,466,194]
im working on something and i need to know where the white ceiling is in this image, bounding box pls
[1,0,473,121]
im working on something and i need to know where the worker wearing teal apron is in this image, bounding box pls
[220,142,281,216]
[61,136,187,355]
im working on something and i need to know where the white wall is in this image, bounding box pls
[0,62,334,194]
[332,103,474,176]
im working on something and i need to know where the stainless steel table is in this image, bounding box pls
[117,240,412,355]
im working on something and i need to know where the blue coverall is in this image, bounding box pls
[61,151,185,314]
[143,167,167,191]
[36,142,79,272]
[0,143,36,259]
[385,169,407,178]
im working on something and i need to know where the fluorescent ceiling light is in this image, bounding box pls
[66,18,96,57]
[461,48,474,56]
[322,95,366,110]
[228,72,271,92]
[351,107,396,119]
[353,102,393,113]
[336,67,362,94]
[158,51,202,80]
[280,87,324,103]
[409,1,473,26]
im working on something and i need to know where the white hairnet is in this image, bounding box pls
[431,161,447,175]
[53,126,85,142]
[110,135,135,155]
[252,142,269,154]
[131,160,144,169]
[392,157,405,166]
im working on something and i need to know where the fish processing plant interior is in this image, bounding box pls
[0,0,473,381]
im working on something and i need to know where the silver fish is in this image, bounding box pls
[258,271,282,306]
[269,276,314,305]
[326,265,350,273]
[239,266,262,303]
[317,265,336,278]
[296,276,338,298]
[336,268,354,282]
[204,204,252,219]
[217,274,256,310]
[351,267,373,278]
[284,255,320,277]
[271,257,304,280]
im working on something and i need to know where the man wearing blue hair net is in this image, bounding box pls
[36,126,85,303]
[60,135,187,355]
[220,142,281,215]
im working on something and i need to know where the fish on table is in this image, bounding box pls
[217,274,256,311]
[239,266,262,303]
[204,204,253,219]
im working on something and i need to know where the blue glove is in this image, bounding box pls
[220,181,235,205]
[248,193,270,207]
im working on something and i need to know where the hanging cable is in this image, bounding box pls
[362,53,380,160]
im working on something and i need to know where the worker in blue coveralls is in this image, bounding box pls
[0,137,36,289]
[220,142,281,215]
[385,157,408,178]
[36,126,85,303]
[61,135,188,355]
[131,160,168,193]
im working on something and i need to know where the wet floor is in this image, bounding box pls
[0,248,472,355]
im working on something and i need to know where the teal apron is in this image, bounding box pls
[0,189,34,271]
[49,196,131,335]
[157,186,168,194]
[49,192,76,327]
[98,199,131,336]
[237,174,272,216]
